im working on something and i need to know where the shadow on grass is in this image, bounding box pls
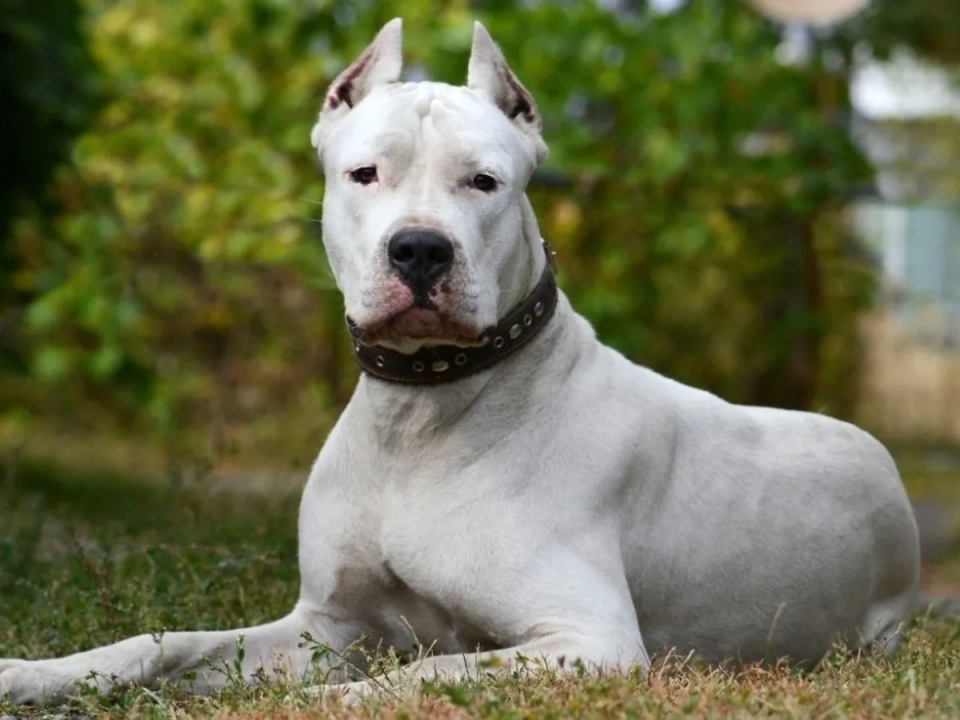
[2,456,300,534]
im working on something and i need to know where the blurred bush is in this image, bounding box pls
[847,0,960,65]
[0,0,888,465]
[0,0,100,371]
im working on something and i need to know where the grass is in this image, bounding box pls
[1,457,959,719]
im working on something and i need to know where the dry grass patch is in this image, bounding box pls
[3,618,956,719]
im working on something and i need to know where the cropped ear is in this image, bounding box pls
[467,22,548,164]
[311,18,403,148]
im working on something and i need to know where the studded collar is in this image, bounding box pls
[349,242,559,385]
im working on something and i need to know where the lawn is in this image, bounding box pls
[1,456,958,719]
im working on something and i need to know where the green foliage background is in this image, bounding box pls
[0,0,100,356]
[1,0,923,466]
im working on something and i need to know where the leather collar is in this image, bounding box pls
[349,242,559,385]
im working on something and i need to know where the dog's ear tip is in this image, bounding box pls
[470,20,496,48]
[374,18,403,53]
[381,17,403,35]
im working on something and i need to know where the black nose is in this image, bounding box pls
[387,228,454,292]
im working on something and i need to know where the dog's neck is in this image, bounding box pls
[354,295,577,453]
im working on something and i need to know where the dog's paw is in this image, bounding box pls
[0,660,77,705]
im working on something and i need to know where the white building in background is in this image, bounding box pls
[850,51,960,348]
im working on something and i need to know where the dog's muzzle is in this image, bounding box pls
[387,228,454,302]
[349,240,559,385]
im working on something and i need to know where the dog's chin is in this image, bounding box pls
[357,308,489,352]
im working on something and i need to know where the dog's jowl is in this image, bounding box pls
[0,18,919,706]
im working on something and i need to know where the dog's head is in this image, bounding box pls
[311,19,549,353]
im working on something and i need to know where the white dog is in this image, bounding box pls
[0,18,919,706]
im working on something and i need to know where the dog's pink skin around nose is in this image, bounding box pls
[378,276,415,316]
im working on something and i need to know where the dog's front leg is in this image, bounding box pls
[0,604,356,705]
[322,631,650,706]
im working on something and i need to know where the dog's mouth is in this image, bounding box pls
[349,308,490,347]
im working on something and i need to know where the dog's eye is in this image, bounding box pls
[471,174,498,192]
[349,166,378,185]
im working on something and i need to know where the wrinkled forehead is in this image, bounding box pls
[320,82,537,172]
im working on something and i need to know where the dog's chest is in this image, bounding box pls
[306,429,543,652]
[374,559,503,655]
[317,495,513,653]
[371,480,532,650]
